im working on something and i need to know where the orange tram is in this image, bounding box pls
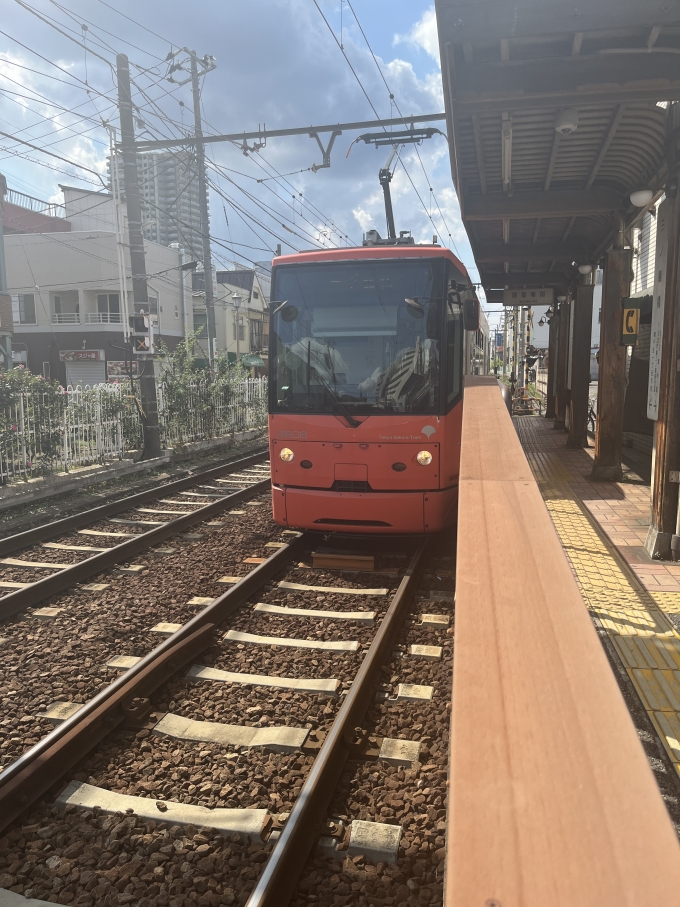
[268,235,489,534]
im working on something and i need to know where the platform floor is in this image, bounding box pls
[515,416,680,793]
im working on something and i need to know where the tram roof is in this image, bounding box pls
[272,244,472,282]
[435,0,680,301]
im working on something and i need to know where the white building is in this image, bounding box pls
[191,268,269,369]
[5,186,190,386]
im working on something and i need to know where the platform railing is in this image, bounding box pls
[446,376,680,905]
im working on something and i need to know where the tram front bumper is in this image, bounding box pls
[271,485,457,534]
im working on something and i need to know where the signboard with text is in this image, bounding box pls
[107,361,139,378]
[502,288,554,306]
[59,349,104,362]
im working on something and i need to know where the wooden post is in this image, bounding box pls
[545,310,557,419]
[567,283,594,448]
[646,190,680,558]
[591,246,633,481]
[553,300,569,430]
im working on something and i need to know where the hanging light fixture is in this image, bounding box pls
[578,264,593,275]
[630,188,654,207]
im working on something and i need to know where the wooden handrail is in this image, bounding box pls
[446,377,680,905]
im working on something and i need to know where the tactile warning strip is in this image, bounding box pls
[515,416,680,779]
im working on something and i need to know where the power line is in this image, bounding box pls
[312,0,474,267]
[345,0,462,256]
[0,128,106,184]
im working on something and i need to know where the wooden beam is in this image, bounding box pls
[591,248,633,480]
[448,374,680,907]
[647,193,680,557]
[544,131,562,191]
[443,42,465,218]
[471,114,487,194]
[481,272,569,290]
[545,312,557,419]
[585,104,626,189]
[464,188,624,220]
[567,284,594,448]
[554,299,570,429]
[647,25,663,48]
[475,242,585,263]
[450,54,680,114]
[437,1,680,47]
[456,84,680,114]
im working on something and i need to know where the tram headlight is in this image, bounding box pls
[279,448,295,462]
[416,450,433,466]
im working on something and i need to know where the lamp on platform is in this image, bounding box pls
[556,295,567,303]
[578,264,593,275]
[630,188,653,208]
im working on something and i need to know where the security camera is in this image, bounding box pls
[554,108,579,136]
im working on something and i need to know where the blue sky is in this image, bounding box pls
[0,0,496,326]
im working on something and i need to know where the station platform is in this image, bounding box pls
[515,415,680,794]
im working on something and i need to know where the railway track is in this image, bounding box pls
[0,450,270,621]
[0,496,454,906]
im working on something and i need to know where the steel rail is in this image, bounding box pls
[247,537,430,907]
[0,474,272,621]
[0,533,307,833]
[0,447,269,557]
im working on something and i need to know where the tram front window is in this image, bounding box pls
[271,260,445,416]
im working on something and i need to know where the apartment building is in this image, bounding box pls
[4,185,189,386]
[108,151,203,258]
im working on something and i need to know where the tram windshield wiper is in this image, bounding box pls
[304,358,361,428]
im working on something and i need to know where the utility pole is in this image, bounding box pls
[189,51,217,366]
[116,53,161,459]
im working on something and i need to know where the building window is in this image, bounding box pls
[54,295,62,315]
[250,319,262,350]
[236,317,245,342]
[97,293,120,323]
[193,312,207,336]
[253,290,259,299]
[11,294,36,325]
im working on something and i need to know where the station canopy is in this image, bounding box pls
[434,0,680,302]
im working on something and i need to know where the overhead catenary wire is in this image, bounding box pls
[1,6,351,265]
[313,0,474,267]
[345,0,463,258]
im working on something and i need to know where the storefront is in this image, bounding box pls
[59,349,106,387]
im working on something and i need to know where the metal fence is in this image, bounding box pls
[536,368,548,399]
[0,377,267,483]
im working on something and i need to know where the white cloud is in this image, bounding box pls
[394,7,440,65]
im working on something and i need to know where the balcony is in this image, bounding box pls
[52,313,80,325]
[86,313,122,324]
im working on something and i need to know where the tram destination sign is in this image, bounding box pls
[502,288,554,306]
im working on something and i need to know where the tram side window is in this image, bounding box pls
[446,301,462,405]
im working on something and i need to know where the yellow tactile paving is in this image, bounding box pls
[650,592,680,615]
[515,417,680,776]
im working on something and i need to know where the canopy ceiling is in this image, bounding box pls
[435,0,680,299]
